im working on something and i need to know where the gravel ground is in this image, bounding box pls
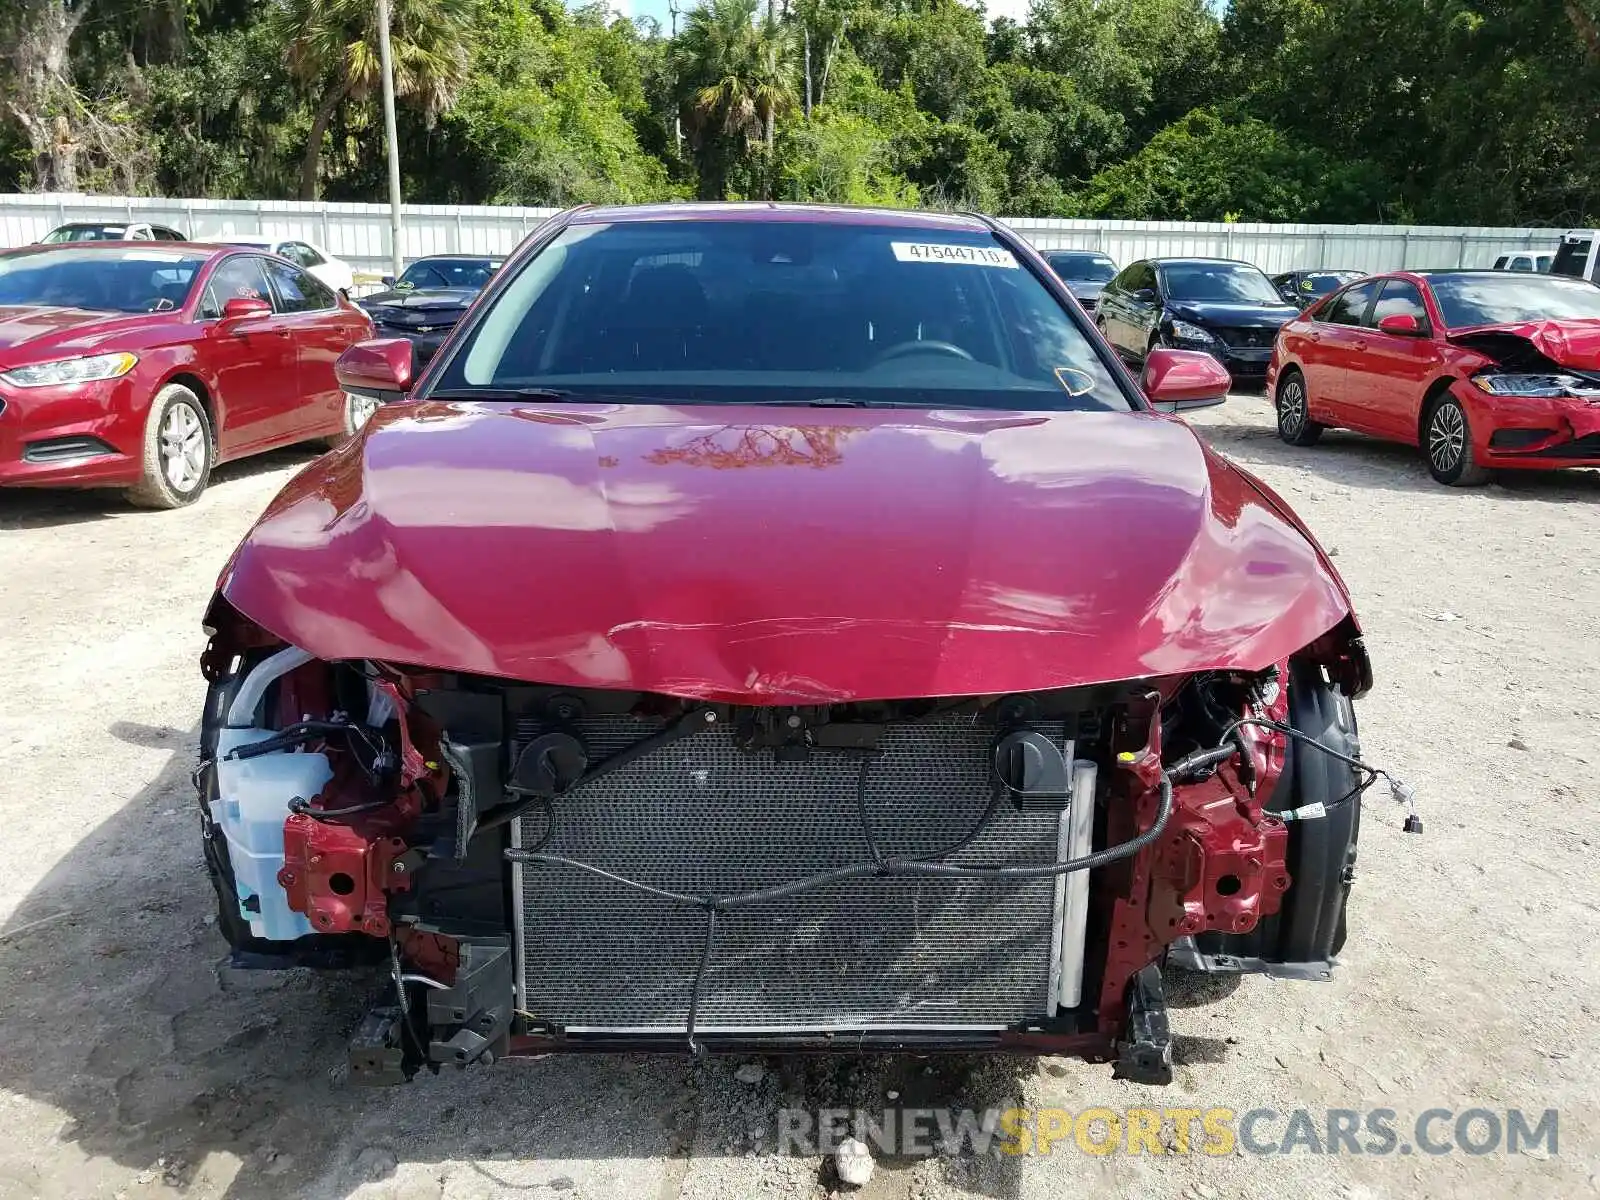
[1,398,1597,1200]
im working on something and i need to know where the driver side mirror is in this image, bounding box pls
[1134,288,1158,303]
[1142,348,1231,413]
[221,296,271,322]
[1377,312,1425,336]
[381,275,396,287]
[336,338,415,401]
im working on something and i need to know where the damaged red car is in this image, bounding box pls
[1269,270,1600,485]
[197,204,1377,1086]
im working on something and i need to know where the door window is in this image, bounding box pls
[262,258,334,312]
[1320,281,1379,326]
[200,256,272,318]
[1509,256,1533,272]
[1370,280,1430,333]
[1121,262,1156,296]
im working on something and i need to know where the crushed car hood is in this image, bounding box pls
[1448,318,1600,371]
[215,402,1354,702]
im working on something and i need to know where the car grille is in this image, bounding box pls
[513,713,1065,1032]
[374,308,459,331]
[1213,326,1281,349]
[1531,432,1600,458]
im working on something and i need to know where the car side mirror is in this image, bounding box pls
[336,338,415,401]
[221,296,271,322]
[1134,288,1157,303]
[1142,347,1231,413]
[381,275,396,287]
[1377,313,1424,336]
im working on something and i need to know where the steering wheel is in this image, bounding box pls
[869,339,975,367]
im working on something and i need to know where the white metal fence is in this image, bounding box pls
[0,192,1564,279]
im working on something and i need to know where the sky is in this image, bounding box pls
[613,0,1034,37]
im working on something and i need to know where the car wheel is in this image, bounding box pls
[1275,371,1324,447]
[1424,394,1491,486]
[125,383,215,509]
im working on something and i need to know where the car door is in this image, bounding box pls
[1094,264,1131,350]
[259,256,357,441]
[1348,278,1443,442]
[1299,280,1380,427]
[195,254,297,458]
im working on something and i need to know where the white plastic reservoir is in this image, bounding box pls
[214,727,332,941]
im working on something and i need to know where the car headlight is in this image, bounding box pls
[1472,373,1600,399]
[1167,319,1217,344]
[0,351,139,388]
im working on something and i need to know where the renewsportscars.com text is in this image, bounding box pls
[776,1106,1559,1158]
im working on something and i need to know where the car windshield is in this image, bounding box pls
[432,219,1127,411]
[0,248,207,313]
[397,258,499,290]
[1045,252,1116,282]
[41,225,126,243]
[1303,271,1362,297]
[1162,262,1284,304]
[1427,274,1600,327]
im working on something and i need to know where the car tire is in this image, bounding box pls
[1275,371,1324,447]
[124,383,215,509]
[1423,394,1491,486]
[322,391,380,449]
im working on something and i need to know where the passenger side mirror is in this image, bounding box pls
[1377,313,1424,336]
[1142,347,1231,413]
[381,275,396,287]
[336,338,415,401]
[220,296,272,322]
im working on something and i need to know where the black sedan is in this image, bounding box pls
[358,254,503,364]
[1270,268,1365,310]
[1095,257,1300,389]
[1042,249,1118,313]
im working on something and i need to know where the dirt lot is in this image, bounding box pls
[1,399,1597,1200]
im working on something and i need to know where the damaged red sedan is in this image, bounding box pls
[1269,270,1600,484]
[197,204,1379,1086]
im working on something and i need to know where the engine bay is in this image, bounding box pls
[195,631,1381,1085]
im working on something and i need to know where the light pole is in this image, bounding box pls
[376,0,403,279]
[667,0,683,157]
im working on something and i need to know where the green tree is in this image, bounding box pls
[1073,107,1389,222]
[273,0,474,199]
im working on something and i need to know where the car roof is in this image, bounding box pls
[0,240,231,260]
[1148,256,1262,267]
[415,253,503,261]
[569,201,992,232]
[1046,249,1114,257]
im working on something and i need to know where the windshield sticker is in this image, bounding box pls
[892,242,1018,268]
[394,280,416,290]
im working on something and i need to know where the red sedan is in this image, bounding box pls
[0,242,375,507]
[1267,270,1600,485]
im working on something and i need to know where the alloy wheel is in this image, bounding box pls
[160,401,207,492]
[1279,379,1306,436]
[1429,401,1466,473]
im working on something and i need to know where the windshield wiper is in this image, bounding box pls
[425,386,576,401]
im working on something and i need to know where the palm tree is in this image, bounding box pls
[273,0,474,200]
[674,0,798,196]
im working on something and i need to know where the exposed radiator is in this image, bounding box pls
[512,714,1076,1033]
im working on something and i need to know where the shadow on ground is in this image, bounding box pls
[0,728,1029,1200]
[0,447,318,532]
